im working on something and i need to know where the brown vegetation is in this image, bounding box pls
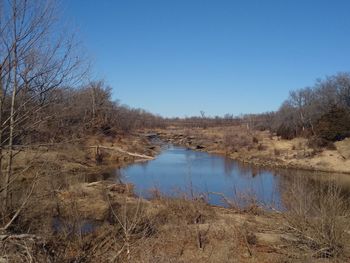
[2,175,349,262]
[0,0,350,262]
[158,126,350,174]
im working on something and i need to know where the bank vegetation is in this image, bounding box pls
[0,0,350,262]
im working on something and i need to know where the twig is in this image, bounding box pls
[209,191,237,208]
[0,173,39,232]
[88,145,154,160]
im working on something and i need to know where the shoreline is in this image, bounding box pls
[4,132,350,262]
[155,127,350,175]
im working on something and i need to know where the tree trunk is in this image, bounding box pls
[0,65,3,211]
[5,2,18,211]
[91,87,96,121]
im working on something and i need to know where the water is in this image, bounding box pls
[118,146,350,209]
[52,217,100,235]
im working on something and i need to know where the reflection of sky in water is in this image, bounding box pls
[119,146,282,207]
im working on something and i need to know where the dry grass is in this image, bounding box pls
[282,177,350,259]
[158,126,350,173]
[2,177,350,262]
[2,132,350,262]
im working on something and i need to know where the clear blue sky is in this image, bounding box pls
[63,0,350,117]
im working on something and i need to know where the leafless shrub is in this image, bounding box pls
[282,178,350,258]
[245,231,257,246]
[308,137,336,151]
[210,189,262,215]
[154,197,214,226]
[148,187,162,200]
[274,148,281,156]
[223,132,237,151]
[223,130,253,152]
[257,143,266,151]
[107,196,157,262]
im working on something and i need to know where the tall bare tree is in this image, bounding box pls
[0,0,84,214]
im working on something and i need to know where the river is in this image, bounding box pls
[118,145,350,209]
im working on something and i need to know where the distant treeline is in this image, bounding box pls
[15,81,166,144]
[0,0,164,147]
[1,0,349,150]
[2,0,348,148]
[166,72,350,144]
[253,72,350,142]
[164,114,242,128]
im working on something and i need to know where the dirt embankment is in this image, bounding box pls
[10,132,161,182]
[156,126,350,174]
[52,181,306,262]
[10,179,348,262]
[3,131,349,262]
[0,133,160,261]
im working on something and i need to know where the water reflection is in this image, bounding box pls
[119,146,350,209]
[118,146,279,207]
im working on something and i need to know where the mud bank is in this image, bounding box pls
[2,132,350,262]
[155,127,350,174]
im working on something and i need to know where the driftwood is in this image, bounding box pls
[0,234,42,241]
[89,145,154,160]
[209,192,237,208]
[0,173,38,232]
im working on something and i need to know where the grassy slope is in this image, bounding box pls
[157,126,350,174]
[2,131,350,262]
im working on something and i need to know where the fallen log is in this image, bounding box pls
[88,145,154,160]
[0,234,42,241]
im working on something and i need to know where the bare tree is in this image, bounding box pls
[0,0,84,215]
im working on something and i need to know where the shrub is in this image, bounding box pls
[308,137,336,150]
[276,124,296,140]
[223,132,252,152]
[315,106,350,142]
[283,179,350,258]
[274,148,281,156]
[257,143,266,151]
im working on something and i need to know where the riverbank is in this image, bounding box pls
[156,126,350,174]
[0,132,162,260]
[6,178,348,262]
[2,131,350,262]
[10,132,161,181]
